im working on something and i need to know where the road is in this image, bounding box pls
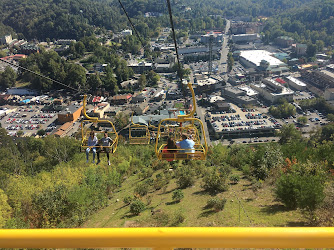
[217,19,230,78]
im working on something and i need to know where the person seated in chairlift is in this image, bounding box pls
[96,131,113,166]
[177,134,195,154]
[86,131,98,163]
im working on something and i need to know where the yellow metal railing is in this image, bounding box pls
[1,227,334,248]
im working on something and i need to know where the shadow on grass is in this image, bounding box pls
[116,204,129,210]
[245,198,254,202]
[192,190,210,196]
[260,204,290,214]
[198,210,216,218]
[158,188,176,196]
[121,213,137,219]
[286,221,309,227]
[165,200,179,205]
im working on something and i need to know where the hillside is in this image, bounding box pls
[1,125,334,229]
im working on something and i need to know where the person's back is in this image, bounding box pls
[178,135,195,154]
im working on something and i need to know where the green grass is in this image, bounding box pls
[82,169,307,228]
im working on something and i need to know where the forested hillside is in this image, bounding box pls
[0,124,333,228]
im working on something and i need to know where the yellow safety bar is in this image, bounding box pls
[81,95,118,153]
[1,227,334,248]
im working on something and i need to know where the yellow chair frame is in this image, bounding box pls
[155,81,208,160]
[80,95,118,153]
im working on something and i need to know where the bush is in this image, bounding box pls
[242,164,251,176]
[130,200,145,215]
[153,173,170,191]
[202,169,228,194]
[175,166,195,189]
[171,210,185,226]
[172,189,184,202]
[206,197,227,211]
[229,174,240,184]
[134,183,150,197]
[152,211,169,226]
[123,195,133,205]
[275,170,325,211]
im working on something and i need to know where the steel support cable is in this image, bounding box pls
[166,0,186,97]
[0,57,79,93]
[117,0,147,49]
[231,189,253,226]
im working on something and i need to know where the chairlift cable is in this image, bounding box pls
[0,57,80,93]
[117,0,148,49]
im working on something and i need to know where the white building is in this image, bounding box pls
[240,50,285,68]
[0,35,12,45]
[285,76,307,91]
[121,29,133,36]
[251,78,294,103]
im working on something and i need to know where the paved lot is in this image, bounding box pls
[208,103,277,133]
[0,105,58,136]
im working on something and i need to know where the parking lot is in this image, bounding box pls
[208,103,278,134]
[0,105,58,136]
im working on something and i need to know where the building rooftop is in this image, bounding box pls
[240,50,285,67]
[286,76,307,87]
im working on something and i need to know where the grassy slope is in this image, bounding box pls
[82,168,307,228]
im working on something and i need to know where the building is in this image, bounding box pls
[232,34,260,43]
[324,88,334,101]
[19,44,39,55]
[285,76,307,91]
[54,122,73,137]
[301,69,334,90]
[90,102,110,118]
[195,77,218,94]
[213,101,230,112]
[57,104,83,123]
[132,102,149,115]
[0,35,12,45]
[131,93,147,103]
[230,22,263,34]
[275,36,294,47]
[128,61,153,73]
[251,78,294,103]
[201,32,223,44]
[6,88,38,96]
[239,50,288,73]
[121,29,133,36]
[295,44,307,56]
[110,94,132,105]
[56,39,76,45]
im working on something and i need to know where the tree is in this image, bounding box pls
[297,116,307,125]
[138,74,147,90]
[277,124,302,144]
[227,52,234,72]
[87,74,102,90]
[172,189,184,203]
[306,43,317,58]
[0,66,16,89]
[37,129,46,137]
[0,189,12,227]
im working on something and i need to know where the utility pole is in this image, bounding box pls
[208,33,214,76]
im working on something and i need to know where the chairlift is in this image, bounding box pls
[80,95,118,153]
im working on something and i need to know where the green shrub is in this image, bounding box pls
[205,197,226,211]
[123,195,133,205]
[171,210,185,226]
[275,171,325,211]
[242,164,251,176]
[152,211,169,226]
[202,169,228,194]
[229,174,240,184]
[175,166,195,189]
[134,183,150,197]
[130,200,145,215]
[172,189,184,202]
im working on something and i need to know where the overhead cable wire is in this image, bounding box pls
[117,0,147,49]
[166,0,187,97]
[0,58,80,93]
